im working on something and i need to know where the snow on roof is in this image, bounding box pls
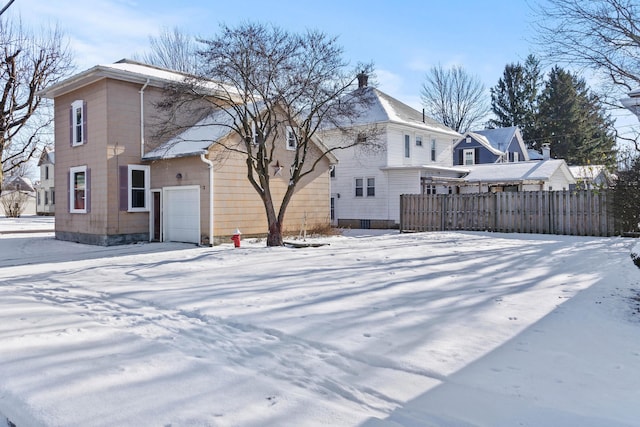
[460,159,574,183]
[463,132,504,156]
[568,165,607,180]
[331,87,460,137]
[143,109,236,160]
[473,126,518,152]
[528,148,543,160]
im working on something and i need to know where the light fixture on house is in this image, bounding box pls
[176,173,183,179]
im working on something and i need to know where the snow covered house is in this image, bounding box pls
[39,59,334,246]
[35,147,55,215]
[1,175,36,216]
[454,159,575,193]
[321,75,461,228]
[568,165,613,190]
[453,126,530,166]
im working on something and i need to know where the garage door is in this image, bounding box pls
[163,186,200,244]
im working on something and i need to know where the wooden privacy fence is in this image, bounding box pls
[400,190,615,237]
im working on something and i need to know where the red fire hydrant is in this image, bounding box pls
[231,228,241,248]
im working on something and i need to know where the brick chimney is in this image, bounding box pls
[357,72,369,89]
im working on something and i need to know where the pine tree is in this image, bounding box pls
[536,66,616,166]
[489,55,543,142]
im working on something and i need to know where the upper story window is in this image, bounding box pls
[463,148,475,165]
[44,165,49,180]
[367,178,375,197]
[355,177,375,197]
[404,135,410,158]
[330,165,336,178]
[416,136,423,146]
[286,126,296,150]
[69,165,88,213]
[70,100,86,146]
[431,138,437,161]
[128,165,150,212]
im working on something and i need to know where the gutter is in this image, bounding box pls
[139,79,150,158]
[200,154,214,246]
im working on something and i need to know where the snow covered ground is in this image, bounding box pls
[1,217,639,426]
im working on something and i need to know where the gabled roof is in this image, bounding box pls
[39,59,231,99]
[143,106,338,164]
[458,159,575,184]
[568,165,609,181]
[2,176,35,192]
[455,126,530,161]
[330,87,460,137]
[38,147,55,166]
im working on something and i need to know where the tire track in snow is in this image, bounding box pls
[11,282,445,414]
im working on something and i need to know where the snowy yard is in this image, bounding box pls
[1,218,639,426]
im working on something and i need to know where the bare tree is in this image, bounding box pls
[134,26,200,74]
[0,18,73,194]
[420,64,490,133]
[532,0,640,94]
[158,23,375,246]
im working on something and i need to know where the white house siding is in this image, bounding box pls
[386,169,422,224]
[547,169,572,191]
[386,125,454,168]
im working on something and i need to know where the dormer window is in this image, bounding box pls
[466,136,472,143]
[70,100,86,146]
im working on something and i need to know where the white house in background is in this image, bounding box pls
[1,175,36,216]
[321,75,461,228]
[621,88,640,120]
[568,165,613,190]
[454,159,575,193]
[35,147,55,215]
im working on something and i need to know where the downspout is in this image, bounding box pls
[200,153,214,246]
[139,79,150,158]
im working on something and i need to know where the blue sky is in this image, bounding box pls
[5,0,638,137]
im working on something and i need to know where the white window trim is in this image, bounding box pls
[69,165,87,214]
[128,164,150,212]
[513,152,519,162]
[404,135,411,158]
[463,148,475,165]
[355,176,375,197]
[286,126,296,151]
[415,135,423,146]
[71,100,85,146]
[431,138,437,162]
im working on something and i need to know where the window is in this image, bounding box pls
[466,136,472,143]
[45,165,49,180]
[71,100,86,146]
[44,191,49,206]
[367,178,375,197]
[330,197,335,221]
[463,148,475,165]
[355,178,363,197]
[37,191,41,206]
[425,185,436,195]
[51,190,55,205]
[128,165,150,212]
[404,135,411,158]
[416,136,423,146]
[286,126,296,150]
[69,166,88,213]
[431,138,436,161]
[330,165,336,178]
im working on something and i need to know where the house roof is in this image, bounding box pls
[455,126,530,161]
[39,59,231,99]
[331,87,460,137]
[38,147,55,166]
[3,176,35,192]
[143,106,338,164]
[458,159,575,184]
[528,149,543,160]
[143,108,237,160]
[568,165,609,180]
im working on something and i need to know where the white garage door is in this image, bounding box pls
[163,186,200,244]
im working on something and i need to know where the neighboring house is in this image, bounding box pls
[454,159,575,193]
[621,88,640,120]
[321,75,461,228]
[35,147,55,215]
[453,126,530,166]
[1,175,36,216]
[39,59,334,246]
[568,165,613,190]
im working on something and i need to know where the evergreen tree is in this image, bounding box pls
[536,66,616,166]
[489,55,543,142]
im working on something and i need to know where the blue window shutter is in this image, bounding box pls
[458,149,463,165]
[86,168,91,213]
[119,165,128,211]
[474,148,480,164]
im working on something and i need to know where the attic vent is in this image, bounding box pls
[466,136,472,143]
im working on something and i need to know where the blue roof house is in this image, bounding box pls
[453,126,530,166]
